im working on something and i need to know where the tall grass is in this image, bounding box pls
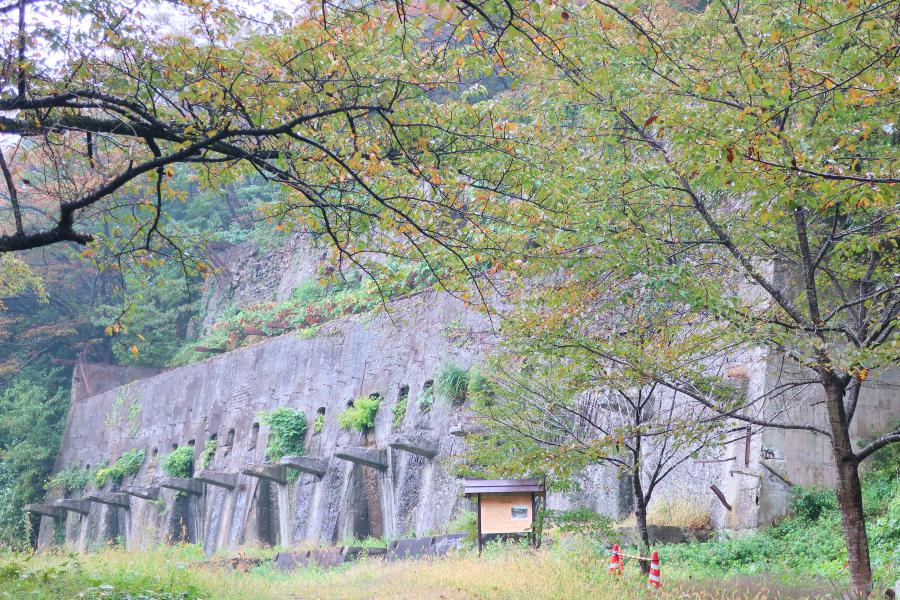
[0,540,850,600]
[435,362,468,404]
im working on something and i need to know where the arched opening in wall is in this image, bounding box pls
[314,407,326,434]
[203,433,218,467]
[171,443,178,450]
[151,447,158,458]
[187,439,195,447]
[223,428,235,456]
[421,380,435,413]
[248,423,260,450]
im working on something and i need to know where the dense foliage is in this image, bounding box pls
[0,364,69,547]
[663,447,899,586]
[260,408,308,462]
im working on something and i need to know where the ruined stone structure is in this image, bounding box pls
[31,238,900,552]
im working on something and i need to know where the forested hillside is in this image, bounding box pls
[0,171,281,543]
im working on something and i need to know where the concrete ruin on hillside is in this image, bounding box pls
[30,238,900,552]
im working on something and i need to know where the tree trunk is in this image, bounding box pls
[822,372,872,598]
[631,464,651,574]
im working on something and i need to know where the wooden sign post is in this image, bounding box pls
[463,478,546,555]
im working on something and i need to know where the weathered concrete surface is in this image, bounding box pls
[389,433,439,459]
[71,363,162,403]
[387,537,434,561]
[24,504,65,519]
[85,492,130,508]
[334,447,388,470]
[52,499,91,515]
[279,456,328,477]
[196,471,239,490]
[273,550,310,571]
[242,465,287,484]
[122,485,159,500]
[160,478,204,495]
[432,533,467,555]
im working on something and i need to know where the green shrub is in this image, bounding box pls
[436,363,468,404]
[200,438,217,469]
[47,466,91,493]
[337,395,381,432]
[792,487,839,522]
[93,449,145,488]
[313,412,325,433]
[392,394,408,428]
[260,407,307,461]
[661,453,899,585]
[160,447,194,478]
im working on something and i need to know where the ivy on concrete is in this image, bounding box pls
[260,408,307,461]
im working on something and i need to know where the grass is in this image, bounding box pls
[435,362,468,404]
[0,540,853,600]
[618,496,714,530]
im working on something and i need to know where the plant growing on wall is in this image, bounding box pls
[392,394,408,429]
[436,363,468,405]
[104,385,142,437]
[92,449,145,488]
[260,408,308,461]
[160,447,194,479]
[313,412,325,434]
[418,383,434,413]
[337,395,381,433]
[47,466,91,494]
[200,439,217,469]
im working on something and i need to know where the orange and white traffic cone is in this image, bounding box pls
[647,550,661,589]
[608,544,624,575]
